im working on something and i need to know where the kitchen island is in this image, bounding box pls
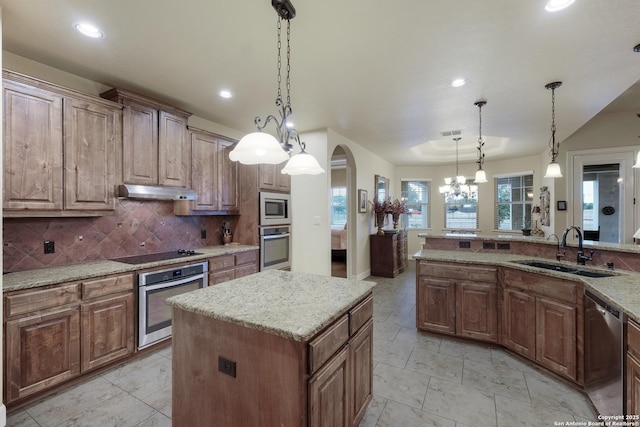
[167,269,376,427]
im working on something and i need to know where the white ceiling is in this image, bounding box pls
[1,0,639,166]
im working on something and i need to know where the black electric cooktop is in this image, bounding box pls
[110,249,202,265]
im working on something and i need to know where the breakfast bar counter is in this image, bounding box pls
[167,270,376,427]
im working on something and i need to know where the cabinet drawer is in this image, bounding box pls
[235,263,258,279]
[82,274,134,300]
[629,320,640,360]
[349,294,373,336]
[5,283,80,318]
[502,268,579,304]
[209,255,235,271]
[418,261,496,283]
[309,315,349,374]
[210,268,235,285]
[235,250,257,266]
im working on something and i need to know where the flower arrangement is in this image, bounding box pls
[389,199,406,229]
[371,197,391,234]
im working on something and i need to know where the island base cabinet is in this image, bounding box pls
[5,307,81,402]
[456,281,498,342]
[309,347,350,427]
[350,320,373,426]
[417,277,455,335]
[628,354,640,415]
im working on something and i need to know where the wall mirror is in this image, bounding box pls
[375,174,389,202]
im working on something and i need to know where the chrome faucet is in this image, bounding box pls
[560,226,594,265]
[547,233,564,261]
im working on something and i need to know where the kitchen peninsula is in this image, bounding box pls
[167,269,376,427]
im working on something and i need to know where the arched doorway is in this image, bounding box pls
[330,145,355,277]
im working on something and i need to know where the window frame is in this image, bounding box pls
[330,186,348,226]
[443,189,479,231]
[400,179,431,230]
[494,171,534,232]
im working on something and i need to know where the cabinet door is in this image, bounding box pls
[218,139,239,212]
[63,98,119,210]
[122,99,158,185]
[3,80,63,211]
[456,281,498,343]
[502,288,536,359]
[350,320,373,427]
[536,297,577,380]
[5,307,80,402]
[81,293,134,372]
[158,110,188,187]
[416,276,456,334]
[276,162,291,192]
[258,163,277,191]
[190,131,219,211]
[309,346,350,427]
[628,354,640,415]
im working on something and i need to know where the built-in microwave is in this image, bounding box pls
[260,191,291,226]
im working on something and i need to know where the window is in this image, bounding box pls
[331,187,347,225]
[401,180,430,228]
[444,191,478,230]
[495,173,534,231]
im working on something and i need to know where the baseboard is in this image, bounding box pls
[0,403,6,426]
[356,269,371,280]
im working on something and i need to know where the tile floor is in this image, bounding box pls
[7,263,598,426]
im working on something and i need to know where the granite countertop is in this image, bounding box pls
[167,269,376,342]
[2,245,259,292]
[414,249,640,323]
[417,231,640,254]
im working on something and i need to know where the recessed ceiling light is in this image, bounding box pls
[74,23,103,38]
[451,78,466,88]
[218,89,233,99]
[545,0,575,12]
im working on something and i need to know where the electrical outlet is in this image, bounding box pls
[139,242,146,247]
[44,240,55,254]
[201,229,207,239]
[218,356,236,377]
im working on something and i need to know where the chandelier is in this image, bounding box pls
[228,0,325,175]
[474,100,488,183]
[543,81,563,178]
[439,137,478,199]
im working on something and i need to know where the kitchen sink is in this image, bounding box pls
[512,260,615,278]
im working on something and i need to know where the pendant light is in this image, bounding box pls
[544,81,563,178]
[439,138,477,199]
[474,100,488,183]
[229,0,324,175]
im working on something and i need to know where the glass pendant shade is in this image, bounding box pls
[457,176,466,185]
[229,132,289,165]
[281,151,325,175]
[544,161,563,178]
[444,177,452,185]
[475,169,488,183]
[633,152,640,168]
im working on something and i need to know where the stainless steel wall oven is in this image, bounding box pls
[259,226,291,271]
[138,261,208,349]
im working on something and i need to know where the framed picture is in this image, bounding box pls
[557,200,567,211]
[358,189,367,213]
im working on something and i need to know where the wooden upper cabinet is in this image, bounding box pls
[176,127,239,215]
[158,110,189,187]
[63,98,120,211]
[259,162,290,193]
[3,78,63,211]
[3,70,121,216]
[101,88,191,187]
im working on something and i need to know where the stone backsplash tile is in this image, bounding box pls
[3,200,243,273]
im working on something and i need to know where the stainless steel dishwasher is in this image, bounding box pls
[584,289,626,416]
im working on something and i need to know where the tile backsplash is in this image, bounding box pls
[3,200,242,273]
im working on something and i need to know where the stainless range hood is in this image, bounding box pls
[118,184,197,201]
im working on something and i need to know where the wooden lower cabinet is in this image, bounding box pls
[208,250,258,285]
[81,293,135,372]
[370,232,407,278]
[309,346,350,427]
[502,288,536,359]
[417,276,456,334]
[5,307,81,402]
[627,319,640,414]
[172,293,373,426]
[535,297,577,380]
[4,272,135,405]
[416,261,497,342]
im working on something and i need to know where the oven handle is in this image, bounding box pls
[262,233,290,240]
[140,274,207,290]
